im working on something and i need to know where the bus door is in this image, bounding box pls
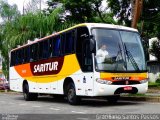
[76,27,94,96]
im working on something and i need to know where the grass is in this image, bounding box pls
[123,93,147,97]
[0,89,14,92]
[148,82,160,88]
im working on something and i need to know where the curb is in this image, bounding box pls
[0,91,21,95]
[1,92,160,103]
[120,96,160,102]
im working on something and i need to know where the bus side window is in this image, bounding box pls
[43,40,49,59]
[65,30,75,54]
[34,43,38,61]
[30,44,38,62]
[11,51,16,66]
[15,51,18,65]
[21,48,25,64]
[53,36,61,56]
[39,41,43,60]
[49,37,53,57]
[17,49,22,65]
[61,33,66,55]
[24,46,30,63]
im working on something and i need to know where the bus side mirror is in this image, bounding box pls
[84,35,96,54]
[90,38,96,53]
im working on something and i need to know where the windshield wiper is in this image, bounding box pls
[114,44,127,71]
[124,43,140,71]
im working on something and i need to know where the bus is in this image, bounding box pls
[9,23,148,105]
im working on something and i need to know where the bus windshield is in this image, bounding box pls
[92,28,146,72]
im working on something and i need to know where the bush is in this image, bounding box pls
[156,78,160,83]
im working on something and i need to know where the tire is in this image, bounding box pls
[23,83,38,101]
[106,95,120,104]
[66,83,81,105]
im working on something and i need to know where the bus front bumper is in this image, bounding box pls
[93,82,148,96]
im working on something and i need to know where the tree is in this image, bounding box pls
[140,0,160,38]
[108,0,132,26]
[0,6,76,78]
[0,0,20,79]
[149,40,160,62]
[0,0,20,22]
[44,0,116,23]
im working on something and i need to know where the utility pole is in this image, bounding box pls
[131,0,143,28]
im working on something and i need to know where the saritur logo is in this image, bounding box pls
[30,57,64,76]
[33,62,58,73]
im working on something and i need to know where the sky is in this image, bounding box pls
[0,0,107,22]
[7,0,48,13]
[7,0,107,13]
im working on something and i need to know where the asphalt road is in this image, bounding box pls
[0,93,160,120]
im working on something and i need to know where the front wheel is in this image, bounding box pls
[66,83,81,105]
[23,83,38,101]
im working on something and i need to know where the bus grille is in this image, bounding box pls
[112,80,140,85]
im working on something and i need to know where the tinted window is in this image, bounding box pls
[17,49,23,65]
[39,41,43,60]
[30,43,38,62]
[24,46,30,63]
[11,51,16,66]
[65,31,75,54]
[43,40,49,59]
[49,37,53,57]
[61,34,65,55]
[53,35,61,56]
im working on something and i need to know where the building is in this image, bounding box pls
[147,37,160,82]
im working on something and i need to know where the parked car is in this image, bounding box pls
[0,78,9,90]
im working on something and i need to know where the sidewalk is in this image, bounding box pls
[120,88,160,102]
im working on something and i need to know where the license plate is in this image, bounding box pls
[124,86,132,90]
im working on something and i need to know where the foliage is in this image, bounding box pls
[156,78,160,83]
[107,0,160,38]
[44,0,116,24]
[0,0,20,22]
[107,0,131,26]
[148,82,160,87]
[149,40,160,61]
[141,0,160,38]
[0,6,76,78]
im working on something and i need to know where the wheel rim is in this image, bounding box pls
[23,85,28,100]
[24,92,27,99]
[68,89,74,102]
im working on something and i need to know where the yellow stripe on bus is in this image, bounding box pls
[100,72,147,81]
[24,54,80,83]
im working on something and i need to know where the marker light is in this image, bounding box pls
[96,78,112,85]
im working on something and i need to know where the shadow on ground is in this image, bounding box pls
[15,95,142,107]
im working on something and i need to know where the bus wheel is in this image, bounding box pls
[23,83,38,101]
[66,83,81,105]
[106,95,120,104]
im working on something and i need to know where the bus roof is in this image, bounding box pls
[11,23,138,52]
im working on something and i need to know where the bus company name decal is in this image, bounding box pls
[30,57,64,76]
[33,62,58,73]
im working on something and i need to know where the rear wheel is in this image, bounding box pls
[66,83,81,105]
[106,95,120,103]
[23,83,38,101]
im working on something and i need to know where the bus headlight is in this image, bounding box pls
[96,78,112,85]
[140,79,148,84]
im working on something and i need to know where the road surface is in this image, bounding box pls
[0,93,160,120]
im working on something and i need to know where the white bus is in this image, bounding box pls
[9,23,148,105]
